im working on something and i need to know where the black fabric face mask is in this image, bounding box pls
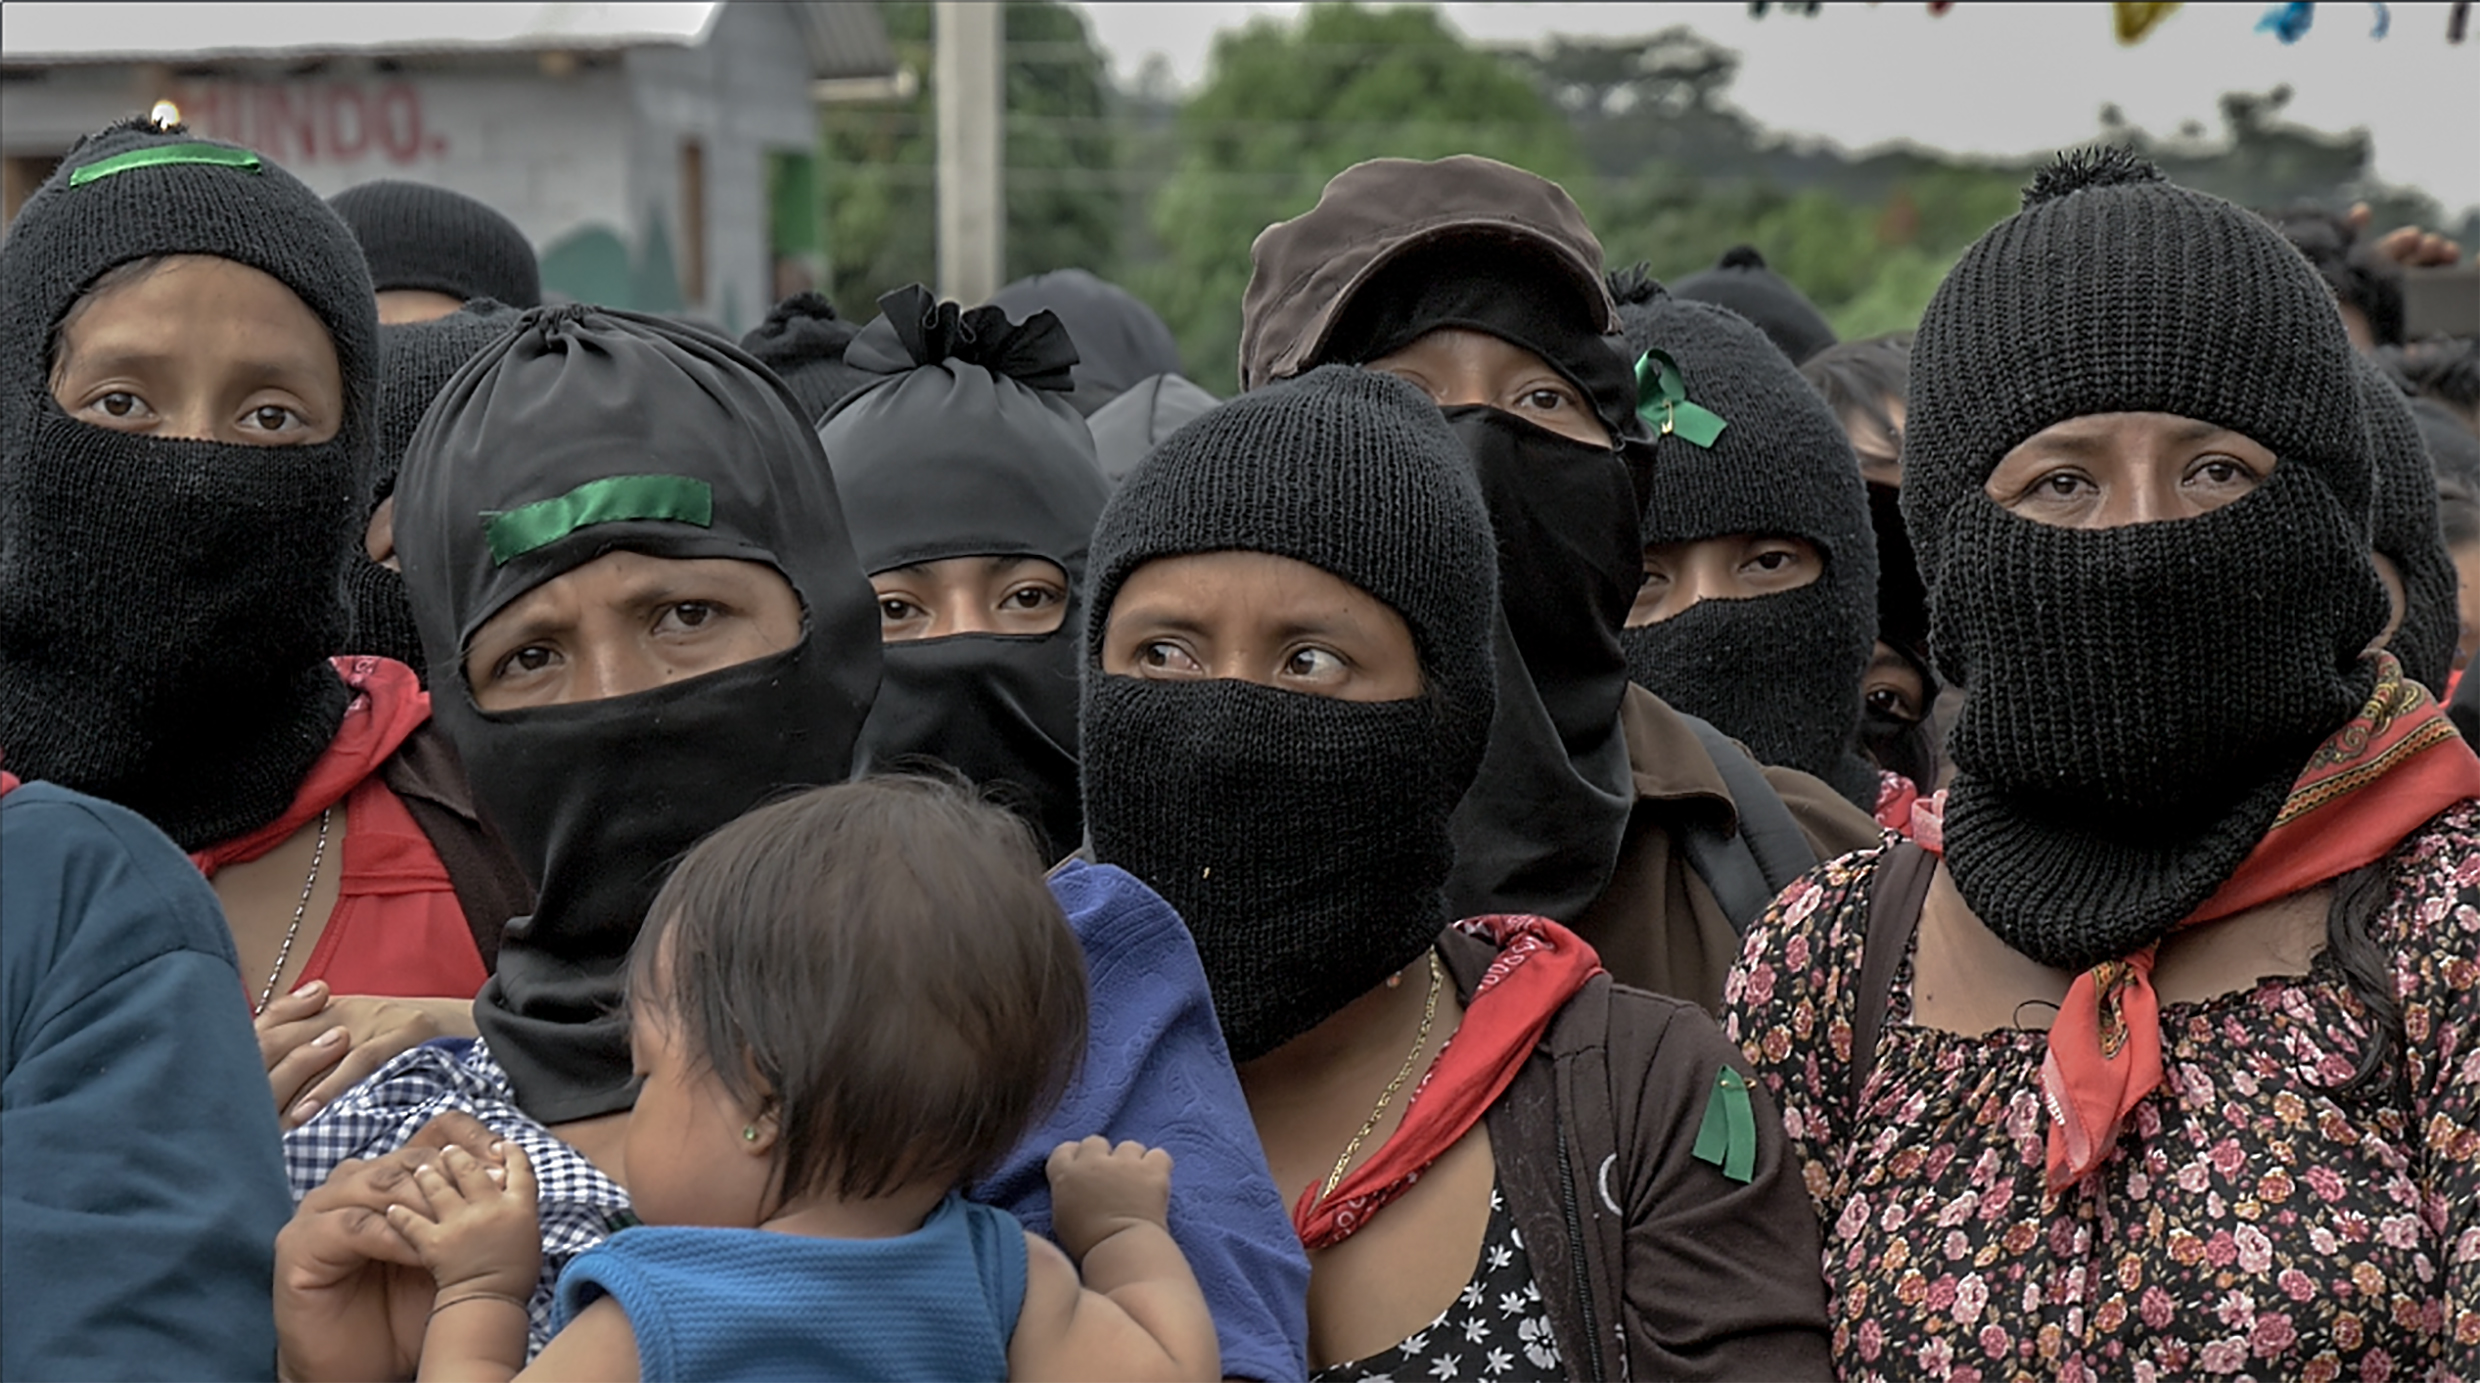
[455,639,853,1123]
[1934,464,2385,971]
[0,411,354,849]
[1439,405,1640,922]
[1083,674,1463,1062]
[1619,585,1880,811]
[857,632,1083,861]
[824,289,1110,858]
[343,555,428,679]
[397,304,883,1125]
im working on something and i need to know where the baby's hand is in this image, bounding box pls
[385,1142,542,1302]
[1045,1136,1173,1263]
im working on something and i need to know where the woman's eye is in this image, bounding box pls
[247,404,301,432]
[1865,686,1919,720]
[99,392,143,418]
[1522,387,1569,412]
[1283,647,1345,679]
[878,597,918,623]
[499,646,555,677]
[1137,640,1201,672]
[1750,550,1794,572]
[1004,584,1062,610]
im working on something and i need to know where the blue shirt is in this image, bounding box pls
[553,1198,1025,1381]
[977,860,1310,1381]
[288,860,1311,1378]
[2,781,292,1381]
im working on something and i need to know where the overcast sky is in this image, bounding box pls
[1070,2,2480,217]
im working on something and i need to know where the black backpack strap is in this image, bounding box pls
[1675,715,1824,934]
[1848,841,1936,1115]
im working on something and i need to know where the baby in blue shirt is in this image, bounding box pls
[386,776,1219,1381]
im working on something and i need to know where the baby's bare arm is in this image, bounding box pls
[386,1146,540,1383]
[1008,1139,1218,1381]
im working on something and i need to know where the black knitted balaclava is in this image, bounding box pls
[1318,244,1650,923]
[1670,245,1838,366]
[0,119,377,851]
[1904,150,2385,971]
[342,299,520,676]
[1610,285,1882,810]
[329,179,541,309]
[398,305,881,1124]
[2358,354,2459,698]
[739,292,876,426]
[822,286,1112,859]
[1083,366,1498,1060]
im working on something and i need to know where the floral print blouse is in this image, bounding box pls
[1722,805,2480,1382]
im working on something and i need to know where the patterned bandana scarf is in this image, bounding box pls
[1292,915,1603,1250]
[1930,653,2480,1192]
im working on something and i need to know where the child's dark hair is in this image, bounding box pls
[630,773,1089,1206]
[1799,331,1913,453]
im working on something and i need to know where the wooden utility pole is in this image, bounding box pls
[934,1,1004,305]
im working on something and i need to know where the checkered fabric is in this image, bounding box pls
[282,1037,634,1356]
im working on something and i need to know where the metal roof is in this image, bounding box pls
[0,2,893,76]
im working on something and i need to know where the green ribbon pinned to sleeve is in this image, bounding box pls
[1634,349,1729,448]
[1691,1065,1757,1184]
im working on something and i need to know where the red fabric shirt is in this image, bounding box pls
[190,656,487,1001]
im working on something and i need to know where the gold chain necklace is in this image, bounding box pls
[1316,950,1443,1204]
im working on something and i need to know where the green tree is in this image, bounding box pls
[819,0,1119,317]
[1136,4,1585,394]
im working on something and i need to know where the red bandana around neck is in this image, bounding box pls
[1291,915,1603,1251]
[1931,653,2480,1193]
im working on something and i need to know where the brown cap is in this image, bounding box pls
[1238,156,1619,392]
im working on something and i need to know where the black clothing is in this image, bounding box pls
[1669,245,1836,366]
[1903,149,2384,972]
[1609,289,1880,811]
[347,300,520,675]
[823,286,1110,858]
[987,268,1183,417]
[740,292,875,426]
[0,120,377,850]
[1439,407,1642,923]
[2359,354,2459,697]
[1297,225,1650,925]
[396,304,880,1124]
[330,179,540,309]
[1086,372,1218,485]
[1082,366,1498,1060]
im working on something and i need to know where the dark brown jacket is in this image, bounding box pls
[1575,686,1881,1012]
[1447,929,1832,1381]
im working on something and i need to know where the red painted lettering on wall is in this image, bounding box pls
[172,80,441,166]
